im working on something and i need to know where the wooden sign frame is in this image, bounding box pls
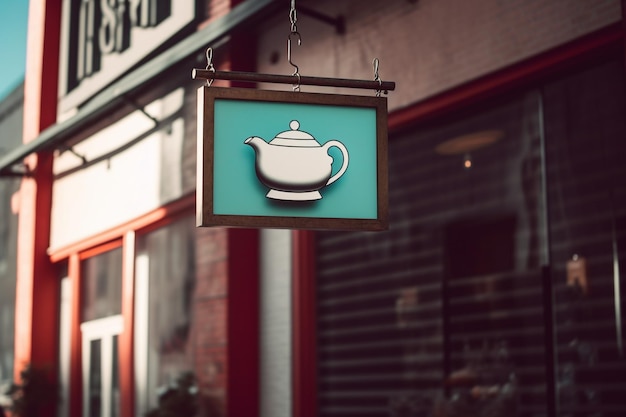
[197,86,388,231]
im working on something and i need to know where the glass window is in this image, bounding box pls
[544,58,626,415]
[89,339,103,417]
[135,216,196,414]
[315,56,626,417]
[81,247,123,322]
[317,91,547,416]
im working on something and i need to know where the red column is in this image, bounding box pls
[292,230,318,417]
[13,0,62,391]
[226,228,259,417]
[224,11,260,416]
[623,1,626,73]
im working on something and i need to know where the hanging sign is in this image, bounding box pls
[196,86,389,230]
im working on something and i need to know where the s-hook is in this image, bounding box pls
[373,58,383,97]
[288,32,302,91]
[288,0,302,91]
[205,47,216,87]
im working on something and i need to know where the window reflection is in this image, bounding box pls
[544,59,626,415]
[136,216,196,413]
[89,339,102,417]
[316,58,626,417]
[82,247,123,322]
[317,91,545,417]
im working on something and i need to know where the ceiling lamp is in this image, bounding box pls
[435,130,503,169]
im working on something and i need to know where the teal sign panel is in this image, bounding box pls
[197,87,388,230]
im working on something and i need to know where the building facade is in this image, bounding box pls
[1,0,625,417]
[0,83,23,410]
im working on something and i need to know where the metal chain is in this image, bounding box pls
[373,58,382,97]
[205,47,215,87]
[290,0,298,33]
[288,0,301,91]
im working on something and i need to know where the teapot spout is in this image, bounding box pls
[244,136,269,155]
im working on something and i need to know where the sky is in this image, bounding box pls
[0,1,29,101]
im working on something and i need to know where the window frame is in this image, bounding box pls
[52,193,195,417]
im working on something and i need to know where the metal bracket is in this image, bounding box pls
[59,145,88,165]
[0,164,33,178]
[122,96,159,127]
[121,95,173,134]
[299,6,345,35]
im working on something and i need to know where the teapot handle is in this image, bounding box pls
[323,140,349,186]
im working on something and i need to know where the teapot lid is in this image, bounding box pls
[270,120,321,147]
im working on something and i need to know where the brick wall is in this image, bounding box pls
[194,226,229,416]
[199,0,233,28]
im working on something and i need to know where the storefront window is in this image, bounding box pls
[82,247,123,322]
[135,216,196,415]
[317,90,547,416]
[316,57,626,417]
[544,59,626,415]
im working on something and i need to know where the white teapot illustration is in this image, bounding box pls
[244,120,349,201]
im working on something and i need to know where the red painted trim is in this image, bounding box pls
[224,27,259,417]
[120,231,136,417]
[14,153,57,370]
[14,0,61,387]
[78,238,123,261]
[388,22,624,132]
[226,228,260,417]
[228,25,257,90]
[292,230,317,417]
[49,192,195,262]
[68,253,82,417]
[622,1,626,69]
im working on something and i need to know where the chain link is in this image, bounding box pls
[288,0,301,91]
[289,0,298,33]
[205,47,216,87]
[373,58,382,97]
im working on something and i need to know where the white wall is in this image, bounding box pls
[50,88,186,250]
[260,229,292,417]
